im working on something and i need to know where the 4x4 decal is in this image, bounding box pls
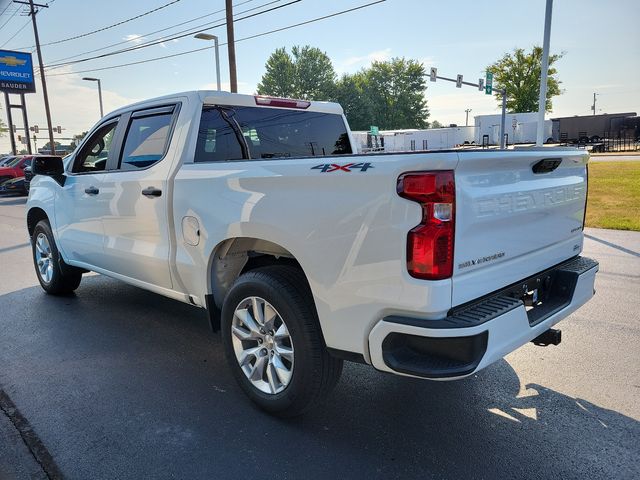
[311,162,374,173]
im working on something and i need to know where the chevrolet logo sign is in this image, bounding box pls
[0,56,27,67]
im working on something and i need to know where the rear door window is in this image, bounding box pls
[119,108,175,170]
[194,106,352,162]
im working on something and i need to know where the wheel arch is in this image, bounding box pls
[205,237,312,331]
[26,206,50,237]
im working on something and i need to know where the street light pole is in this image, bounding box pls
[536,0,553,146]
[83,77,104,117]
[194,33,221,91]
[591,92,598,116]
[465,108,472,127]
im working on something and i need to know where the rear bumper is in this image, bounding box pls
[368,256,598,379]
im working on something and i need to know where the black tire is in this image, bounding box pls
[221,265,343,417]
[31,220,82,295]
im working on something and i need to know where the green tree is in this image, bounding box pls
[334,72,371,131]
[257,45,336,100]
[70,131,88,150]
[430,120,443,128]
[487,46,563,113]
[363,58,429,130]
[256,47,295,97]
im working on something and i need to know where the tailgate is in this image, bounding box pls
[452,149,588,306]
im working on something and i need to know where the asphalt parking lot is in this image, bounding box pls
[0,194,638,480]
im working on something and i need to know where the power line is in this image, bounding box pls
[45,0,387,77]
[15,0,182,49]
[0,18,31,48]
[44,0,301,70]
[0,5,22,31]
[44,0,265,65]
[0,3,15,16]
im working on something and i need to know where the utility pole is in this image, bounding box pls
[465,109,472,127]
[500,88,507,149]
[591,92,598,115]
[15,0,55,154]
[536,0,553,146]
[225,0,238,93]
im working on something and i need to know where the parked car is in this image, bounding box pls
[0,155,33,183]
[26,91,599,416]
[0,155,16,167]
[0,176,27,195]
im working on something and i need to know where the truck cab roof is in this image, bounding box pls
[107,90,344,118]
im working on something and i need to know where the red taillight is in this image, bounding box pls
[398,171,455,280]
[254,95,311,109]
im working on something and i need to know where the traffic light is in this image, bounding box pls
[17,135,22,142]
[56,125,62,134]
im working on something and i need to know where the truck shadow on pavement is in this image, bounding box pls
[0,275,638,479]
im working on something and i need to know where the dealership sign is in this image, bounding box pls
[0,49,36,94]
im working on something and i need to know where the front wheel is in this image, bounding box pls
[221,265,343,417]
[31,220,82,294]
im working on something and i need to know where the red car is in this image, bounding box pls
[0,155,33,183]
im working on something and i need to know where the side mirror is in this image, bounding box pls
[32,156,65,186]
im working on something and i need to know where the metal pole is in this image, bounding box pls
[536,0,553,146]
[214,36,221,91]
[500,88,507,149]
[592,92,596,116]
[225,0,238,93]
[465,108,471,127]
[4,92,17,155]
[28,0,55,155]
[20,94,32,154]
[97,79,104,117]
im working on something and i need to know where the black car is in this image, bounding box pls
[0,176,27,195]
[23,162,33,193]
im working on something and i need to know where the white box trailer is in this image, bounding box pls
[475,112,551,145]
[353,127,475,153]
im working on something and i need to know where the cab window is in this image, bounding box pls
[119,111,174,171]
[72,121,118,173]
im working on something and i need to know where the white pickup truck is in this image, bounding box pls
[26,91,598,416]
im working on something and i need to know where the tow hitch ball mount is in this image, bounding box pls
[531,328,562,347]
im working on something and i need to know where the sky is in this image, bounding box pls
[0,0,639,153]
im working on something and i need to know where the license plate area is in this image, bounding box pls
[502,267,577,326]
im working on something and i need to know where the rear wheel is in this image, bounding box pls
[31,220,82,294]
[221,265,343,417]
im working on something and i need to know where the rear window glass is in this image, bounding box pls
[195,106,352,163]
[120,113,173,170]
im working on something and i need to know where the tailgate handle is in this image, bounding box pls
[532,158,562,174]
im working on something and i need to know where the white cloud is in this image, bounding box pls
[341,48,392,68]
[123,34,145,45]
[1,68,138,153]
[335,48,393,74]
